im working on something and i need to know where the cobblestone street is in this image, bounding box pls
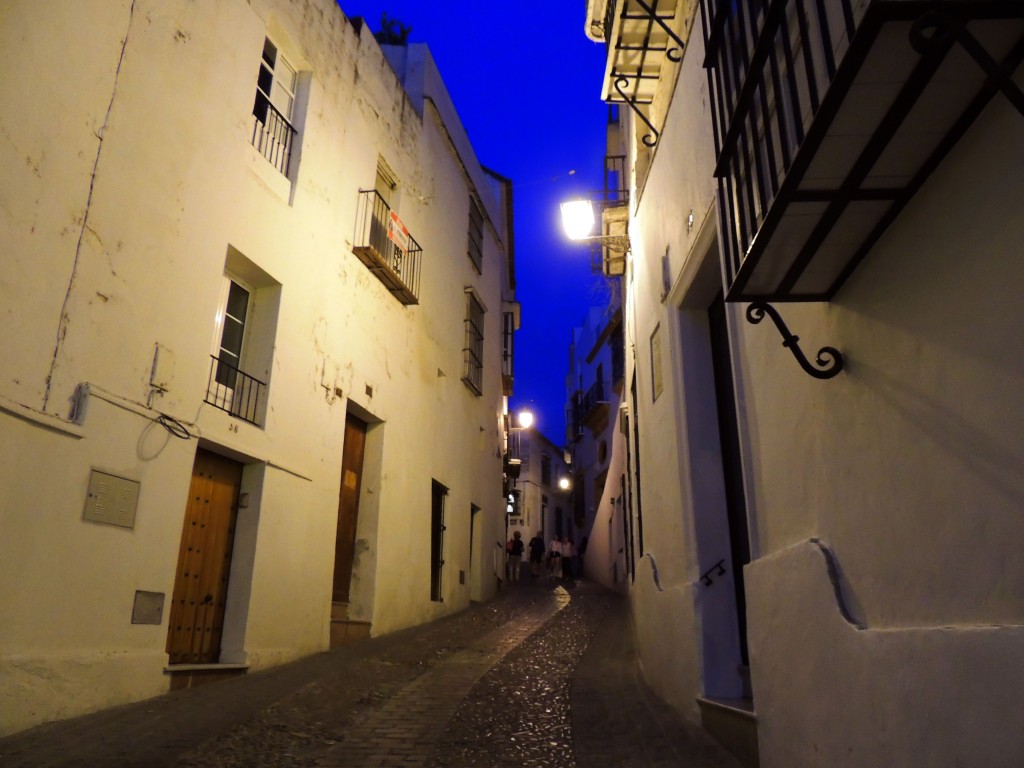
[0,580,740,767]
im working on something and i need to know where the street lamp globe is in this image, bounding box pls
[517,410,534,429]
[560,200,596,241]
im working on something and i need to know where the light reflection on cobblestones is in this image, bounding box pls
[431,586,588,767]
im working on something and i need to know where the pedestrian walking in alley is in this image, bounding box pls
[562,536,576,579]
[528,531,545,578]
[508,531,524,581]
[548,535,563,579]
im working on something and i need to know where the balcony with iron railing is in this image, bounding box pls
[700,0,1024,302]
[604,154,630,206]
[352,189,423,305]
[204,355,266,427]
[580,378,611,432]
[251,90,296,177]
[588,0,689,147]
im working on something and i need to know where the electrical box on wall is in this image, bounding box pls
[83,470,141,529]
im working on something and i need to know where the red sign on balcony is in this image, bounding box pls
[387,210,410,254]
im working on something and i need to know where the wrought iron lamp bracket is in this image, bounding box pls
[613,75,660,147]
[589,233,632,254]
[630,0,688,62]
[746,301,844,380]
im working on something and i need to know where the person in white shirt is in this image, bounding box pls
[547,537,563,579]
[561,536,575,579]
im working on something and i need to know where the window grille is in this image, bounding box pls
[467,197,483,273]
[462,291,485,395]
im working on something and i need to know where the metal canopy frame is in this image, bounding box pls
[701,0,1024,304]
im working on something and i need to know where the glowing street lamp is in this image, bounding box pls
[517,410,534,429]
[558,477,571,491]
[560,200,597,241]
[559,199,631,253]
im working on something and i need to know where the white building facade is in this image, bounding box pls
[0,0,515,735]
[566,297,630,589]
[583,0,1024,766]
[505,425,572,552]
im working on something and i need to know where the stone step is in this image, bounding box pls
[697,696,759,768]
[164,663,249,691]
[330,618,372,647]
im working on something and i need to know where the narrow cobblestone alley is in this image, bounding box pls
[0,581,741,768]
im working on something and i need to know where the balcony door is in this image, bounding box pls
[210,277,253,419]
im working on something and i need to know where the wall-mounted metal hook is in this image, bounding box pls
[746,301,844,380]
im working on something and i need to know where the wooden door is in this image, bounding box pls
[166,449,243,664]
[333,414,367,603]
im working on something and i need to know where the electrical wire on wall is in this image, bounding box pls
[72,382,199,441]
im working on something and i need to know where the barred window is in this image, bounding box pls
[467,197,483,273]
[462,290,485,395]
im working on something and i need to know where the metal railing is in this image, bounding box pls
[581,378,608,422]
[603,0,619,50]
[604,154,629,205]
[700,0,858,289]
[353,189,423,304]
[251,91,296,176]
[205,355,265,426]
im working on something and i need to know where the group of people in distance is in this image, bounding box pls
[506,530,587,582]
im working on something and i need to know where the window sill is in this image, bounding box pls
[246,147,293,204]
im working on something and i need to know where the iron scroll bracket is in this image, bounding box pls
[613,75,660,147]
[629,0,688,62]
[746,301,844,380]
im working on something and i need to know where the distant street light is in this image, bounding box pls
[558,477,571,491]
[517,410,534,429]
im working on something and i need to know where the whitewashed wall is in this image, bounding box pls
[0,0,510,735]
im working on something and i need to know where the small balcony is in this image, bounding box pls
[580,379,611,432]
[251,91,296,177]
[604,153,630,206]
[700,0,1024,301]
[352,189,423,305]
[205,355,266,427]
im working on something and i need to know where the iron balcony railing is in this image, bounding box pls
[582,378,607,421]
[352,189,423,305]
[700,0,861,295]
[205,355,265,426]
[603,0,619,52]
[568,390,584,443]
[604,154,629,205]
[251,90,296,177]
[701,0,1024,300]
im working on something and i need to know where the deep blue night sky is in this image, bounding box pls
[337,1,610,444]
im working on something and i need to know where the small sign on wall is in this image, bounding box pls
[83,470,141,529]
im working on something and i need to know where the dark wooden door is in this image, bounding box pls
[333,414,367,603]
[166,449,242,664]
